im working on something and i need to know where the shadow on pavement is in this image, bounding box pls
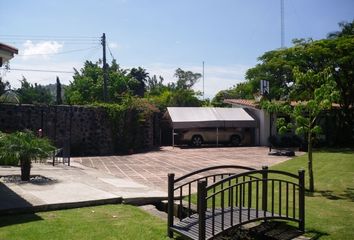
[0,181,43,227]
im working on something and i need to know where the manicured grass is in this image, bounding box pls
[0,150,352,240]
[0,204,171,240]
[271,150,354,240]
[188,149,354,239]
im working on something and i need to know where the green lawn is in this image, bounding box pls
[0,204,171,240]
[0,150,353,240]
[271,150,354,240]
[188,150,354,239]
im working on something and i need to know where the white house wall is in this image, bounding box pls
[231,105,273,146]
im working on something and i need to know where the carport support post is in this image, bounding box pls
[168,173,175,238]
[172,128,175,148]
[216,127,219,147]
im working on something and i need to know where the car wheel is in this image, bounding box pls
[230,135,241,146]
[191,135,203,147]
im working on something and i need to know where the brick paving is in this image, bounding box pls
[73,147,296,192]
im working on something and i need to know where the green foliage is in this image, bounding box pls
[0,130,55,162]
[172,68,201,90]
[146,75,167,96]
[56,77,62,105]
[0,132,18,165]
[263,68,339,192]
[146,68,203,110]
[128,67,149,97]
[16,77,53,104]
[0,130,55,180]
[94,97,158,153]
[65,60,142,104]
[0,77,10,95]
[211,82,254,107]
[226,21,354,114]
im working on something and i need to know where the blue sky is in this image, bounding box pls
[1,0,353,98]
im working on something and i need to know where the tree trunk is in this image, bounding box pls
[20,158,31,181]
[307,131,314,192]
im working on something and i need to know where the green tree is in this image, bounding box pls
[264,68,339,192]
[212,82,254,107]
[16,77,53,104]
[327,20,354,38]
[0,77,10,95]
[0,130,55,181]
[65,60,138,104]
[242,22,354,145]
[170,68,201,90]
[56,76,62,105]
[128,67,149,97]
[146,68,203,110]
[146,75,166,96]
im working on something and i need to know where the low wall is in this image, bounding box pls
[0,104,155,156]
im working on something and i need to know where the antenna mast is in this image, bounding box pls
[281,0,285,48]
[202,61,205,100]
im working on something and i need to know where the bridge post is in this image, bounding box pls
[168,173,175,238]
[198,180,207,240]
[262,166,268,218]
[298,169,305,231]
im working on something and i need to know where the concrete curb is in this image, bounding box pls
[0,197,122,216]
[122,196,167,205]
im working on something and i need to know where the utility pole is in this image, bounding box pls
[202,61,205,101]
[101,33,108,102]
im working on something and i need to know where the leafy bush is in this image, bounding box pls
[0,130,55,180]
[94,97,158,153]
[0,132,19,166]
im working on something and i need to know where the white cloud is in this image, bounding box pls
[108,42,120,49]
[21,40,63,60]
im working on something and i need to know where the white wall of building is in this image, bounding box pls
[231,105,275,146]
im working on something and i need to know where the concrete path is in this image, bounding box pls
[73,146,296,192]
[0,146,300,214]
[0,162,165,213]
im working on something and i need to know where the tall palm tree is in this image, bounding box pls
[0,131,55,181]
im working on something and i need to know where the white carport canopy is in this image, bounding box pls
[167,107,257,129]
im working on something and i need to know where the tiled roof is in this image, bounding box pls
[224,98,343,109]
[224,99,259,108]
[0,43,18,54]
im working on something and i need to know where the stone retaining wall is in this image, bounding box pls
[0,104,155,156]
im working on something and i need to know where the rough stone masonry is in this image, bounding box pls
[0,104,155,156]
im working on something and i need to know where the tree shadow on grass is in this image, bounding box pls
[305,188,354,202]
[315,148,354,154]
[305,229,329,240]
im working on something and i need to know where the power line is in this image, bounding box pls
[1,67,74,74]
[1,39,100,44]
[17,46,100,57]
[107,41,116,61]
[0,34,98,39]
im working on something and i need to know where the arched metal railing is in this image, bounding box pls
[167,165,256,238]
[168,166,305,240]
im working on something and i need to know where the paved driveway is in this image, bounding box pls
[73,147,295,192]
